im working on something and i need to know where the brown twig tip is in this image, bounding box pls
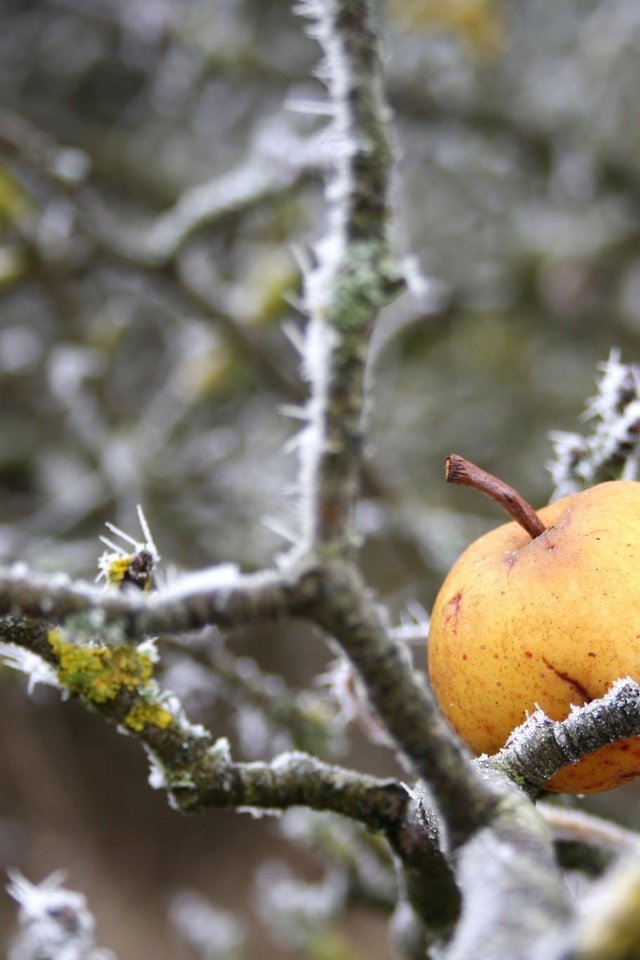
[445,454,546,540]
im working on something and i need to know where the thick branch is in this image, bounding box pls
[316,577,572,957]
[0,558,498,850]
[310,561,504,847]
[0,616,405,824]
[444,787,570,960]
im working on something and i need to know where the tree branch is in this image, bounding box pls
[0,613,460,933]
[0,616,405,822]
[444,787,571,960]
[0,565,305,637]
[489,678,640,793]
[297,0,402,552]
[538,802,640,859]
[539,802,640,877]
[84,128,318,269]
[310,562,503,847]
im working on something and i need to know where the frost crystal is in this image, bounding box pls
[209,736,232,764]
[136,638,159,663]
[0,644,60,694]
[155,688,209,739]
[144,746,167,790]
[156,564,240,601]
[7,871,114,960]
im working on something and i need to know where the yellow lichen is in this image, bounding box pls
[101,553,154,591]
[390,0,506,60]
[105,555,136,587]
[48,628,154,703]
[124,702,174,732]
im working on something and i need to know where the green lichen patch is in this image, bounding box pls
[330,241,401,330]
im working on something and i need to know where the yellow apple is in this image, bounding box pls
[428,466,640,793]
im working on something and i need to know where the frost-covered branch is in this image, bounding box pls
[309,562,503,847]
[0,565,302,639]
[443,787,570,960]
[549,351,640,497]
[169,891,246,960]
[0,620,404,826]
[0,557,498,851]
[297,0,402,551]
[0,103,318,272]
[0,615,461,933]
[489,678,640,793]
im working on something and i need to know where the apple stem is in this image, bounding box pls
[445,455,546,540]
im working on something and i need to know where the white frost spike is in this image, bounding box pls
[144,746,167,790]
[136,504,158,557]
[548,351,640,497]
[262,516,299,544]
[158,564,240,602]
[100,505,159,560]
[285,96,335,116]
[279,403,310,422]
[392,601,430,646]
[0,643,60,694]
